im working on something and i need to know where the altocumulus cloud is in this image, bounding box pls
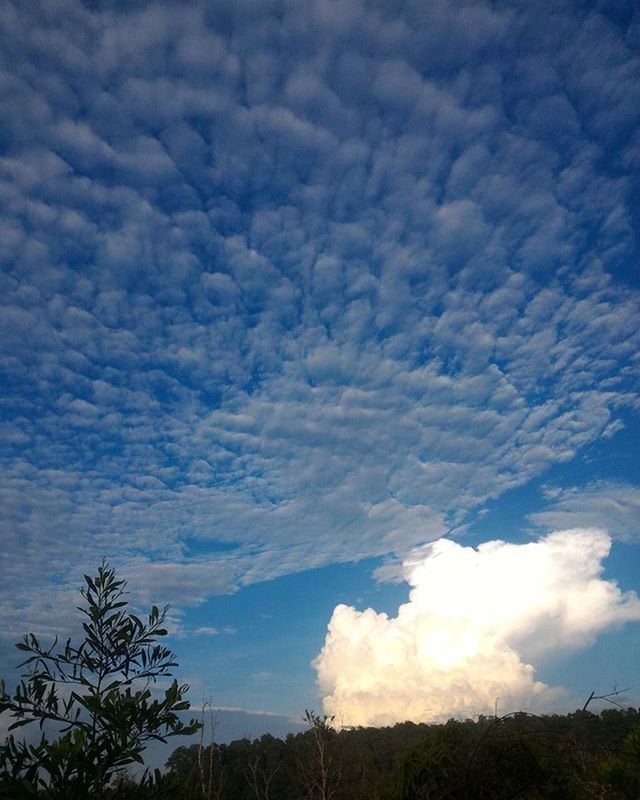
[313,529,640,727]
[0,0,638,646]
[529,481,640,544]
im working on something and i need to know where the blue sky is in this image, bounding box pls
[0,0,639,742]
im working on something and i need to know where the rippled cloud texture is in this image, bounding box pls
[315,529,640,726]
[0,0,638,652]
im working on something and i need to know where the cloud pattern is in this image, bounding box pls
[529,480,639,543]
[0,0,638,636]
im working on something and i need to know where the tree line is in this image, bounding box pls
[150,706,640,800]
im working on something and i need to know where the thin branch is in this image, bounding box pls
[582,686,634,712]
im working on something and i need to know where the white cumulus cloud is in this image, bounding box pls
[313,529,640,727]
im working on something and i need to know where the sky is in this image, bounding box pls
[0,0,639,746]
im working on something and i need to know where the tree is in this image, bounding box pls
[196,698,226,800]
[244,734,282,800]
[598,727,640,800]
[297,710,340,800]
[0,561,201,799]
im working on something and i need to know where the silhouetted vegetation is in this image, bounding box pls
[139,706,639,800]
[0,563,200,799]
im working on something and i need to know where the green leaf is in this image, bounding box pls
[0,560,195,792]
[8,719,33,731]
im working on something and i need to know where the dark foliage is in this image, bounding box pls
[0,562,200,799]
[155,706,639,800]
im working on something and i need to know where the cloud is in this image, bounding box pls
[192,626,220,637]
[313,529,640,727]
[0,0,639,645]
[530,482,640,543]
